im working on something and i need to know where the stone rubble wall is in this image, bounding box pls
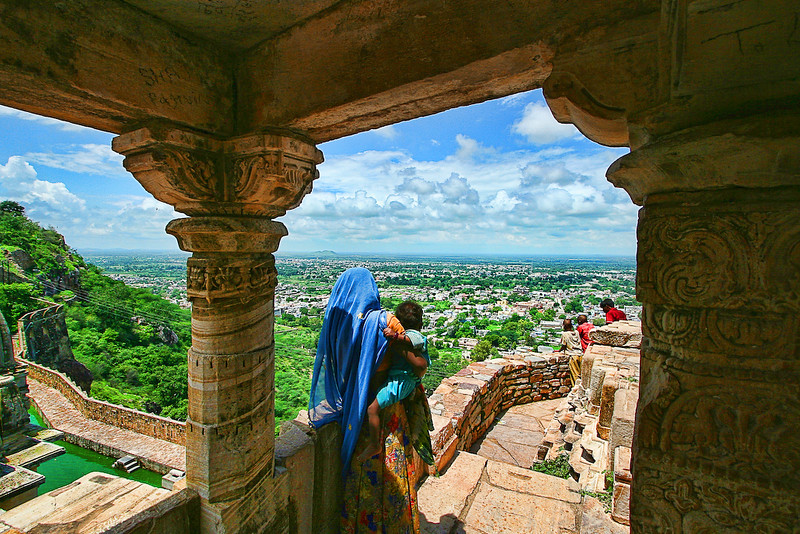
[23,358,185,446]
[539,321,641,527]
[427,353,571,472]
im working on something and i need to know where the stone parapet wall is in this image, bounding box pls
[428,353,571,471]
[22,358,185,446]
[273,353,571,533]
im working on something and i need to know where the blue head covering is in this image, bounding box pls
[308,268,389,475]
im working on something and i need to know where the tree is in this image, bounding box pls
[471,339,498,362]
[0,200,24,216]
[0,283,36,333]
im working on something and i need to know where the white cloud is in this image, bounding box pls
[512,103,580,145]
[499,93,528,107]
[0,157,86,216]
[25,144,126,177]
[280,139,638,254]
[0,105,93,133]
[373,125,399,139]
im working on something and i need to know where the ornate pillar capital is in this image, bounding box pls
[112,123,324,218]
[607,111,800,205]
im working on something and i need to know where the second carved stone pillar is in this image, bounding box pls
[608,117,800,532]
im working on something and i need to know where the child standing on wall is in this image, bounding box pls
[358,300,430,461]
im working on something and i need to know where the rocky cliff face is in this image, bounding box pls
[18,306,93,394]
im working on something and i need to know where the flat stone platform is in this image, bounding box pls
[0,472,198,533]
[418,450,625,534]
[28,379,185,473]
[469,398,561,468]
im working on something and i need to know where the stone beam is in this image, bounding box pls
[236,0,659,143]
[0,0,233,135]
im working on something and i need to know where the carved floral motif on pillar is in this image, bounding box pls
[630,185,800,532]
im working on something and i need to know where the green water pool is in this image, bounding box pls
[29,409,163,493]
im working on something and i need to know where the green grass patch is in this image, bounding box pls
[531,453,571,479]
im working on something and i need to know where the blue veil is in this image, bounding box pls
[308,268,389,475]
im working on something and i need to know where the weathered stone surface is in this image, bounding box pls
[0,472,199,533]
[589,321,642,348]
[614,446,632,485]
[419,451,486,533]
[2,1,798,531]
[463,483,578,534]
[27,378,185,473]
[612,482,631,526]
[18,306,92,394]
[581,496,629,534]
[610,387,637,456]
[485,461,580,504]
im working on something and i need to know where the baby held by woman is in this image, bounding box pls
[359,300,430,461]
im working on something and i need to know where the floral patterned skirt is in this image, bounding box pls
[341,402,420,534]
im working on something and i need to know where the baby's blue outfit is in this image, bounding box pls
[376,329,430,408]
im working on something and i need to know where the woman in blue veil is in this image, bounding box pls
[308,267,423,533]
[308,267,389,471]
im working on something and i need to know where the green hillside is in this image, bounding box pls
[0,201,191,420]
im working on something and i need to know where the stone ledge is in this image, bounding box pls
[0,472,199,533]
[589,321,641,348]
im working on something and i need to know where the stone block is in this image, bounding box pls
[610,387,638,453]
[0,472,199,533]
[581,495,629,534]
[485,460,581,503]
[598,370,619,437]
[589,321,642,348]
[419,451,486,532]
[612,482,631,526]
[464,481,578,534]
[614,446,632,484]
[274,421,315,534]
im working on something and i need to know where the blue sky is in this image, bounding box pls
[0,90,637,255]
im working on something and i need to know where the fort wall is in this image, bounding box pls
[23,358,185,446]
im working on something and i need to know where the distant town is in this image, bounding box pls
[85,251,640,362]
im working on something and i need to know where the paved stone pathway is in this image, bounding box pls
[28,379,185,472]
[469,398,562,468]
[419,398,628,533]
[419,450,627,534]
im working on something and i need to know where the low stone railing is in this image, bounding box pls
[427,353,572,470]
[23,358,185,446]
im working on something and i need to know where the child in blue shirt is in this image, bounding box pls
[358,300,430,461]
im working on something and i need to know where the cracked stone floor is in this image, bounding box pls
[469,398,562,469]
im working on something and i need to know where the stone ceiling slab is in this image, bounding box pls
[120,0,343,51]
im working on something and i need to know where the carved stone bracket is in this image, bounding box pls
[112,123,324,218]
[543,72,629,148]
[608,111,800,205]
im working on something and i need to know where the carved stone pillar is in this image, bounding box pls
[112,125,323,533]
[607,115,800,532]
